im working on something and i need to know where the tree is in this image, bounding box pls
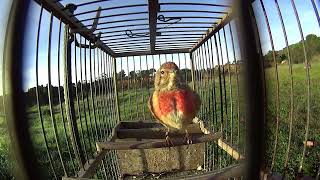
[129,71,136,79]
[117,70,126,79]
[149,68,156,74]
[280,54,287,61]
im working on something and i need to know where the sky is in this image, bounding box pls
[0,0,319,93]
[0,0,13,94]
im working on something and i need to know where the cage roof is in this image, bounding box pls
[36,0,233,57]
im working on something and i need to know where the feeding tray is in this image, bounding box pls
[96,120,222,176]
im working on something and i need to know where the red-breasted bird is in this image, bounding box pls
[148,62,201,145]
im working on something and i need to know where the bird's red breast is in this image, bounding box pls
[158,90,198,117]
[149,88,200,130]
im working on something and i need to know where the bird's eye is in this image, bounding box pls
[161,71,164,74]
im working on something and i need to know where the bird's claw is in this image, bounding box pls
[184,132,193,145]
[165,135,174,147]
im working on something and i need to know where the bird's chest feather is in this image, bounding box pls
[157,90,195,115]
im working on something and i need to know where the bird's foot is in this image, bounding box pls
[184,131,193,145]
[165,135,174,147]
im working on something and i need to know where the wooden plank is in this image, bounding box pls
[77,150,108,178]
[117,143,204,175]
[96,132,222,151]
[116,123,208,139]
[148,0,159,53]
[118,121,162,129]
[217,138,244,160]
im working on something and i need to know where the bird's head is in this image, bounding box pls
[154,62,181,91]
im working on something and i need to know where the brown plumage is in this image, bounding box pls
[148,62,201,145]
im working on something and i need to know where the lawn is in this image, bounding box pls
[0,61,319,179]
[264,62,320,177]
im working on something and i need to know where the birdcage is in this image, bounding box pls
[2,0,320,179]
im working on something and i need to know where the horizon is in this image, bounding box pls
[0,0,319,94]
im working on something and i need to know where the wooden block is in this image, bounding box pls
[116,143,205,175]
[96,121,221,176]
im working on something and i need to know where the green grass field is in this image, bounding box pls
[0,61,319,179]
[264,62,320,177]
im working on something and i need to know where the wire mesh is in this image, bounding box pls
[190,21,245,172]
[2,0,320,179]
[252,0,319,178]
[14,4,121,179]
[116,53,192,121]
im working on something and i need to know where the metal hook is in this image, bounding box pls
[125,30,149,38]
[74,32,101,49]
[70,6,102,34]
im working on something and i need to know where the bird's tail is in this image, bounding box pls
[192,117,212,134]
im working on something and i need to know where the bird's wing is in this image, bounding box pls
[148,92,171,129]
[148,93,160,121]
[183,84,201,112]
[193,91,201,112]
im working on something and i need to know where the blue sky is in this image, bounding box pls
[0,0,319,93]
[0,0,13,94]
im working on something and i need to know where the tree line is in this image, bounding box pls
[264,34,320,66]
[0,76,115,110]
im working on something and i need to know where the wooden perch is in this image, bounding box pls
[96,132,222,151]
[116,123,210,139]
[217,138,244,160]
[77,150,108,178]
[303,140,318,147]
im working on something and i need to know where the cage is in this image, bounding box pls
[1,0,320,179]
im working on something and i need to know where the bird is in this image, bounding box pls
[148,62,201,146]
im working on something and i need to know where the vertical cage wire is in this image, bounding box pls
[258,0,280,171]
[21,4,121,178]
[74,33,89,166]
[58,20,77,175]
[214,32,224,169]
[228,22,240,148]
[93,47,102,140]
[34,6,58,179]
[89,42,100,141]
[190,19,246,172]
[116,53,192,122]
[47,12,68,176]
[218,30,229,168]
[289,0,311,174]
[65,24,87,171]
[79,38,95,155]
[97,48,106,139]
[250,0,320,178]
[273,1,294,173]
[5,0,320,179]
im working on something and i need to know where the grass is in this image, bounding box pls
[264,62,320,177]
[0,61,320,179]
[0,95,119,179]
